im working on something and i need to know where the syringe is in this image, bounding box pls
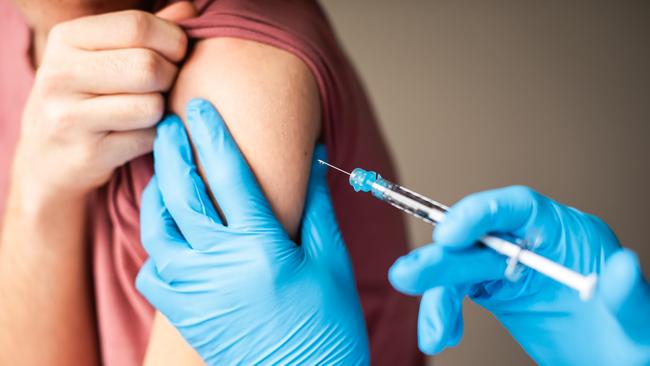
[318,160,597,300]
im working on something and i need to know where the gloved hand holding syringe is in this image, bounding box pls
[318,160,598,300]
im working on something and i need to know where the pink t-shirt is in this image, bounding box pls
[0,1,421,365]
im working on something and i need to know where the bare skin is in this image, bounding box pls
[0,2,195,364]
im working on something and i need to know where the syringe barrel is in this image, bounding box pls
[364,174,597,300]
[370,178,448,224]
[349,167,447,223]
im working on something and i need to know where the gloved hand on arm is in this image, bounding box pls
[389,186,650,365]
[136,99,369,365]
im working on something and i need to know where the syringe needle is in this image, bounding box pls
[318,160,351,176]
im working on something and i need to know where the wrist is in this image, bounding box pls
[2,184,88,258]
[8,156,89,219]
[5,176,87,229]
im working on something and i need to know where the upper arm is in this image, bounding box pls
[172,37,321,237]
[143,37,321,365]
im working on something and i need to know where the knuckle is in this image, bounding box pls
[68,145,100,174]
[457,191,484,209]
[137,94,165,123]
[43,102,73,128]
[78,142,99,163]
[127,131,155,158]
[132,50,163,87]
[508,185,538,201]
[121,10,152,44]
[47,23,69,44]
[37,67,67,94]
[171,29,188,60]
[586,213,610,233]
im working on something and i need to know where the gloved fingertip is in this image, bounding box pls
[185,98,226,139]
[599,249,650,342]
[156,114,184,138]
[304,145,332,221]
[417,288,464,355]
[418,319,440,355]
[432,210,478,250]
[418,335,444,356]
[388,254,427,295]
[313,144,327,163]
[186,98,212,115]
[418,311,444,356]
[154,114,188,156]
[309,145,328,181]
[159,112,182,126]
[600,249,644,313]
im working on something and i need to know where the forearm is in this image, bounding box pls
[0,184,99,365]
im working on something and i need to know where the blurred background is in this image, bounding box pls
[320,1,650,365]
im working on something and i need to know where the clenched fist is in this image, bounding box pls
[11,2,196,208]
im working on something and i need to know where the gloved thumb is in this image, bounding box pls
[599,249,650,343]
[301,146,351,271]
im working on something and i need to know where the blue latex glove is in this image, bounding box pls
[389,186,650,365]
[136,99,369,365]
[600,249,650,348]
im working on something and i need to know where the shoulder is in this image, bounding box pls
[168,36,322,237]
[170,37,321,138]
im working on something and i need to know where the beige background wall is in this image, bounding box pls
[320,1,650,365]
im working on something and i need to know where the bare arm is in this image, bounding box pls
[0,5,195,364]
[0,193,99,365]
[143,37,321,364]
